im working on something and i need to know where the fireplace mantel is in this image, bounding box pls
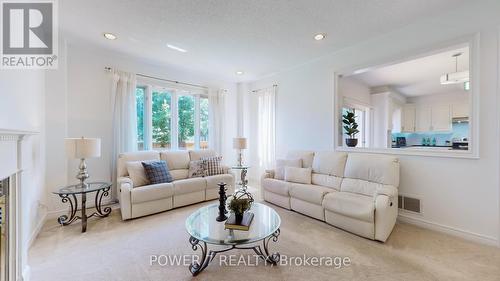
[0,129,38,281]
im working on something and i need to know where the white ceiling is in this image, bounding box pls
[60,0,469,82]
[349,46,469,97]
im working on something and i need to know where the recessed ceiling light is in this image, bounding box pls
[103,33,117,40]
[235,71,244,75]
[314,33,326,41]
[166,44,187,53]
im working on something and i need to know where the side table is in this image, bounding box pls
[53,182,112,232]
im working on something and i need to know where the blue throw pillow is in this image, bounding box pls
[141,160,173,184]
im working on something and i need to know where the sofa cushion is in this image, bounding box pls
[142,161,173,184]
[274,158,302,180]
[261,178,290,196]
[284,167,312,184]
[188,160,207,178]
[286,151,315,168]
[118,151,160,178]
[311,173,342,191]
[130,182,174,204]
[340,178,383,197]
[344,153,400,187]
[173,178,207,195]
[322,192,374,222]
[189,149,216,161]
[205,174,233,190]
[289,183,335,205]
[160,151,190,170]
[126,161,150,187]
[170,169,189,181]
[311,151,347,177]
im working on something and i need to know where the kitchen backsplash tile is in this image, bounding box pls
[393,122,468,146]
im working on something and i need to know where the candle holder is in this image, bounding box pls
[216,182,228,222]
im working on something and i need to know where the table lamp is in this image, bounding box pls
[65,137,101,188]
[233,137,247,167]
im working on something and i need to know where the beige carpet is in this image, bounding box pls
[30,196,500,281]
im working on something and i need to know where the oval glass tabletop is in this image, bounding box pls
[186,203,281,245]
[53,182,111,195]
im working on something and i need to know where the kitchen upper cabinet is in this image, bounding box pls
[416,106,432,132]
[431,104,452,131]
[401,105,415,132]
[452,103,469,118]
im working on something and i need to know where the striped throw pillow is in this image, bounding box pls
[201,156,224,176]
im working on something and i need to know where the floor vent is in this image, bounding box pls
[398,195,421,214]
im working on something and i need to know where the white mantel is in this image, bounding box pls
[0,129,38,281]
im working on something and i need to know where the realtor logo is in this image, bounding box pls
[1,0,58,69]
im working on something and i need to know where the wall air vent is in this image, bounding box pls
[398,195,422,214]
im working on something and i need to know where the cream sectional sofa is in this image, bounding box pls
[118,149,235,220]
[262,151,399,242]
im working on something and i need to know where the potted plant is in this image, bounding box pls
[342,110,360,147]
[228,196,252,223]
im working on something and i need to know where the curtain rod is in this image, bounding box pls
[104,67,209,90]
[251,84,277,93]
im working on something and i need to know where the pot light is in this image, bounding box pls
[235,71,244,75]
[103,33,117,40]
[166,44,187,53]
[314,33,326,41]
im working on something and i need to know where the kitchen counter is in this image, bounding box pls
[391,145,467,151]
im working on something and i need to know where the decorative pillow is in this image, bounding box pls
[188,160,207,178]
[201,156,224,176]
[274,158,302,180]
[141,161,173,184]
[284,167,312,184]
[126,161,150,187]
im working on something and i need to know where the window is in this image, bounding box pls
[152,90,172,149]
[136,85,209,151]
[178,94,195,150]
[341,107,368,148]
[136,87,145,150]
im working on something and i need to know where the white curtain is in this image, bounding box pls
[110,70,137,199]
[257,86,276,170]
[208,89,226,155]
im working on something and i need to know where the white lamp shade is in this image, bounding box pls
[233,137,247,149]
[65,138,101,159]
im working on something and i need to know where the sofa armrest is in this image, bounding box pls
[117,177,133,220]
[375,185,398,198]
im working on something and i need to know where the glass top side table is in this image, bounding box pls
[53,182,112,232]
[231,165,250,190]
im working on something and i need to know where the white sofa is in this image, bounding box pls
[261,151,399,242]
[118,149,235,220]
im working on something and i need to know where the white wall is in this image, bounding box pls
[246,2,500,245]
[0,70,47,276]
[44,42,238,214]
[338,76,371,105]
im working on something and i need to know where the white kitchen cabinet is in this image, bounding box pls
[401,105,416,132]
[416,106,432,132]
[431,104,452,131]
[452,103,469,118]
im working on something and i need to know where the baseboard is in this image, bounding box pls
[27,209,47,249]
[397,213,499,247]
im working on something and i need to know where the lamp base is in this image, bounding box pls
[76,158,89,188]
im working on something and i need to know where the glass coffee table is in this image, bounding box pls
[185,202,281,276]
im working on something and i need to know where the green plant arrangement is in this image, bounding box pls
[228,196,252,221]
[342,109,359,147]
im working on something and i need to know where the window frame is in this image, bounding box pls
[333,35,479,159]
[137,81,209,151]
